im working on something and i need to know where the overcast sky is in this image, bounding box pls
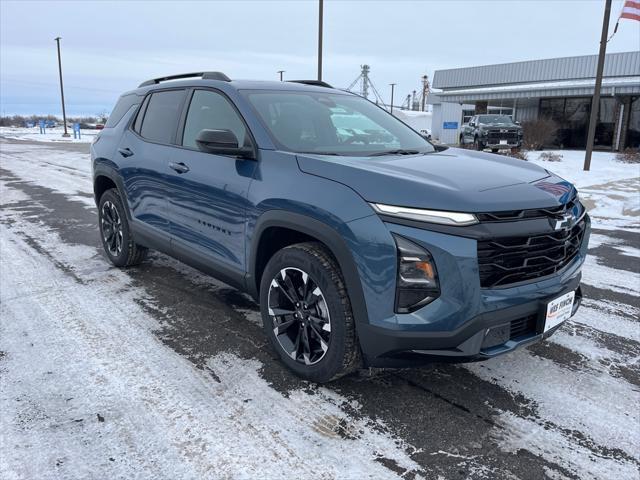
[1,0,638,116]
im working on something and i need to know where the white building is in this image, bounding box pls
[429,51,640,150]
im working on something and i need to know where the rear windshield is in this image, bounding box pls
[105,94,139,128]
[242,90,433,156]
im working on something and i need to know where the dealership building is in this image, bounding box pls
[429,51,640,150]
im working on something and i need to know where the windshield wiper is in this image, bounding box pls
[297,151,341,156]
[369,149,422,156]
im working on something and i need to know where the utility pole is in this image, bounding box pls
[421,75,429,112]
[389,83,396,114]
[584,0,612,171]
[317,0,323,81]
[278,70,285,81]
[54,37,70,137]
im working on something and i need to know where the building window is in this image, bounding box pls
[539,97,616,149]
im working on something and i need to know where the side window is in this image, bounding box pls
[105,94,139,128]
[182,90,248,149]
[133,95,149,134]
[138,90,185,144]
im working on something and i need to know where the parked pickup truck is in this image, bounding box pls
[460,114,523,152]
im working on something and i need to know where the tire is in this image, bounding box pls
[259,242,361,383]
[474,136,484,151]
[98,188,148,267]
[491,148,499,153]
[459,134,464,146]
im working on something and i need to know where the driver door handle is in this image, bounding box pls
[169,162,190,174]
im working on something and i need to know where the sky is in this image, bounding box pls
[1,0,639,116]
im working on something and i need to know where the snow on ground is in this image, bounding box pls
[0,137,639,479]
[0,181,421,480]
[0,127,96,144]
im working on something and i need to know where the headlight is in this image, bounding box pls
[371,203,478,226]
[393,234,440,313]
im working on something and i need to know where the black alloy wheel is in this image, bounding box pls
[268,267,332,366]
[101,200,123,256]
[98,188,147,267]
[260,242,360,382]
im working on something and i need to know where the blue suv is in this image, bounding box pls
[92,72,590,382]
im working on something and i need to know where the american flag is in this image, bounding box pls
[535,181,572,198]
[620,0,640,22]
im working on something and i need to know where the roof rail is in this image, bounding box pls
[288,80,333,88]
[138,72,231,88]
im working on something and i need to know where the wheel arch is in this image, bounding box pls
[247,210,369,330]
[92,163,132,221]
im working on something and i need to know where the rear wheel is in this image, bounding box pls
[491,148,499,153]
[260,242,360,383]
[98,188,147,267]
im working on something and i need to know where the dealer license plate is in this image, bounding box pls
[545,291,575,332]
[499,139,508,145]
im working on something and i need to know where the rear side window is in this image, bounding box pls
[105,94,139,128]
[133,95,149,133]
[138,90,185,144]
[182,90,248,149]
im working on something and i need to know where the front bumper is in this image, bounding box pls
[347,211,590,368]
[359,280,582,368]
[485,142,521,149]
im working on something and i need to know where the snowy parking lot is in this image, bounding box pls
[0,137,638,480]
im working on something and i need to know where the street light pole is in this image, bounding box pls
[389,83,396,114]
[317,0,323,81]
[54,37,70,137]
[278,70,285,81]
[584,0,612,171]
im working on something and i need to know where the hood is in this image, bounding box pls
[479,122,520,129]
[297,148,575,212]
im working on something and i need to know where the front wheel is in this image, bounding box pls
[474,136,484,151]
[260,242,361,383]
[459,134,465,145]
[98,188,147,267]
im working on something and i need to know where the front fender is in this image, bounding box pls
[247,210,372,332]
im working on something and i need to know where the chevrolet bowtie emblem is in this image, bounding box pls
[551,212,574,231]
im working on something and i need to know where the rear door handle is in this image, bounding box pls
[118,147,134,158]
[169,162,190,174]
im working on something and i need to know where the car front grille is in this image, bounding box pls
[476,196,582,223]
[477,218,587,288]
[487,129,519,143]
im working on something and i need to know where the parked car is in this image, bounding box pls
[460,114,523,152]
[92,72,589,382]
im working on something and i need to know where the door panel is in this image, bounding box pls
[118,130,171,237]
[168,149,255,270]
[118,89,186,240]
[168,88,257,273]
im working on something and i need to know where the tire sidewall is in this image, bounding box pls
[98,189,133,267]
[260,245,350,382]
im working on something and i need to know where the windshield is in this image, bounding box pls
[477,115,513,124]
[242,90,434,156]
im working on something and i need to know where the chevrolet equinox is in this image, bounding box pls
[91,72,590,382]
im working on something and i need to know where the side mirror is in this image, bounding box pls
[469,122,475,127]
[195,129,255,159]
[515,121,521,125]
